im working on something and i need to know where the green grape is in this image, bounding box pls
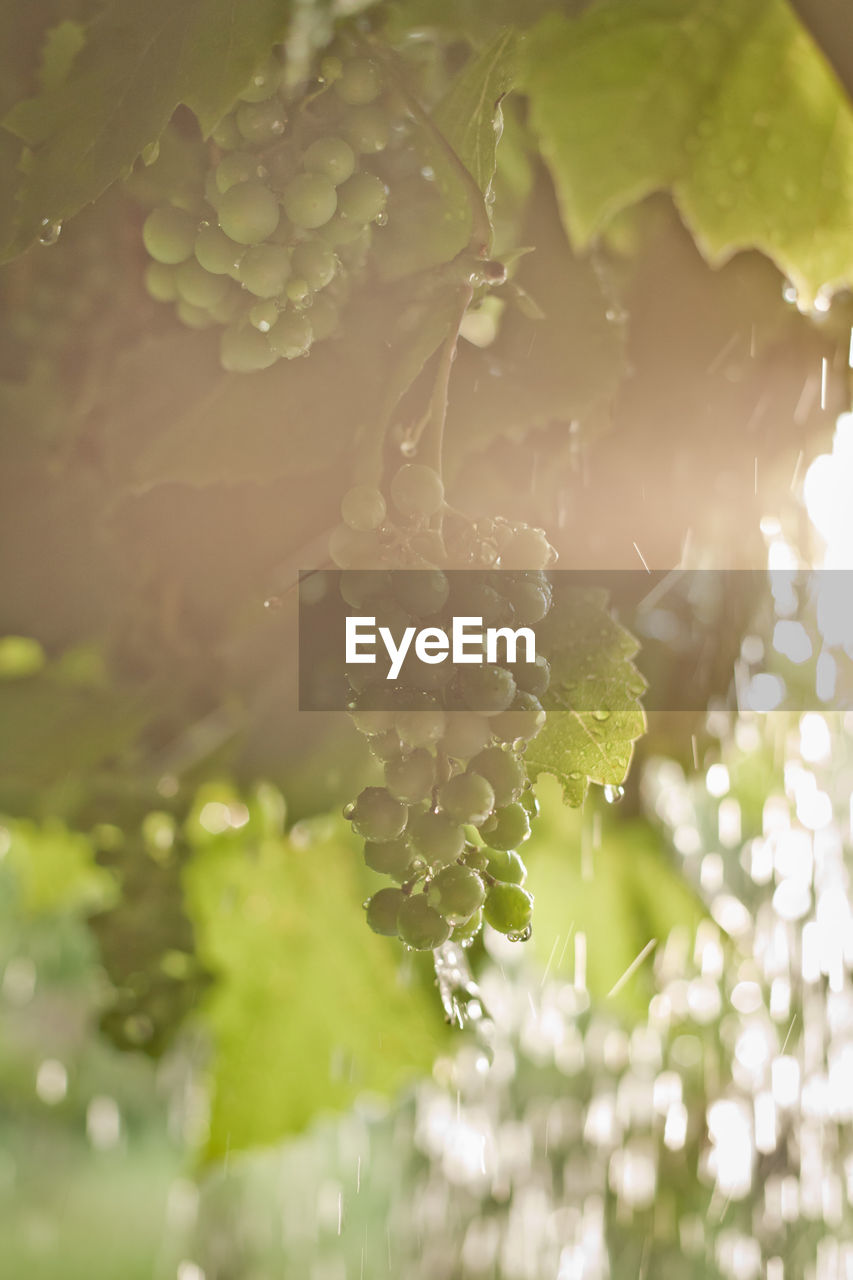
[443,712,493,760]
[385,749,435,804]
[268,310,313,358]
[286,278,311,306]
[408,530,446,564]
[292,240,338,291]
[145,261,177,302]
[303,293,339,341]
[341,485,386,532]
[195,225,243,274]
[452,907,483,944]
[335,58,381,105]
[337,171,388,224]
[249,298,280,332]
[499,526,555,570]
[426,864,485,926]
[238,55,282,102]
[208,287,242,323]
[303,136,356,185]
[339,568,390,607]
[514,654,550,698]
[363,837,413,882]
[438,773,495,826]
[459,580,509,627]
[481,802,530,850]
[390,464,444,518]
[365,887,404,936]
[283,173,338,230]
[218,181,280,244]
[346,786,407,842]
[459,665,517,714]
[394,708,446,749]
[463,848,490,873]
[367,729,404,764]
[320,214,369,247]
[345,105,391,153]
[349,706,396,738]
[320,55,343,84]
[177,300,215,329]
[238,243,292,297]
[176,258,230,308]
[409,810,465,866]
[215,151,263,194]
[483,883,533,935]
[491,693,546,743]
[236,98,286,144]
[484,848,527,885]
[220,324,278,372]
[467,747,525,807]
[397,893,451,950]
[393,569,449,618]
[500,575,552,625]
[211,114,242,149]
[328,523,381,570]
[143,206,197,264]
[521,787,540,819]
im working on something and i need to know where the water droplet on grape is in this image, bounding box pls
[603,784,625,805]
[399,438,417,458]
[507,923,532,943]
[592,709,611,721]
[38,219,62,246]
[375,211,388,227]
[343,803,355,818]
[420,166,435,181]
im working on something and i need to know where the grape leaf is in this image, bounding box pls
[433,29,517,200]
[183,817,449,1158]
[375,30,516,278]
[525,587,647,805]
[113,282,462,490]
[38,20,86,92]
[1,0,293,259]
[525,777,705,1019]
[522,0,853,304]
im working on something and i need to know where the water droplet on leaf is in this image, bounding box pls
[38,219,62,246]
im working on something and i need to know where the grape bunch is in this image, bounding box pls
[140,48,399,371]
[335,462,557,952]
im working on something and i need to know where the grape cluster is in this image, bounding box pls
[140,49,399,371]
[336,463,557,952]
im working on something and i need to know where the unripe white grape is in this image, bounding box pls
[390,464,444,518]
[176,258,230,308]
[145,261,178,302]
[143,206,197,264]
[341,485,386,531]
[335,58,381,105]
[194,225,243,275]
[220,325,278,372]
[268,310,313,358]
[303,136,356,186]
[218,181,280,244]
[283,173,338,230]
[238,243,292,297]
